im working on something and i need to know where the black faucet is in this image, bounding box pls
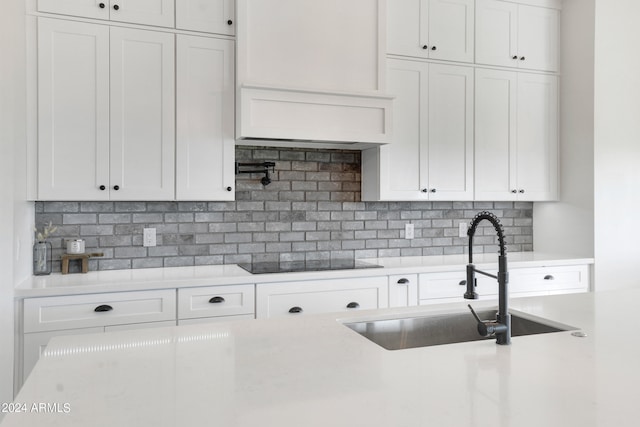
[464,211,511,345]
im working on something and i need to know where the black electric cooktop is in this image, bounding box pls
[238,259,383,274]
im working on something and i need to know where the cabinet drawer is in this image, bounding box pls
[509,265,589,293]
[256,277,388,319]
[178,284,255,320]
[419,271,497,301]
[388,274,418,308]
[23,290,176,333]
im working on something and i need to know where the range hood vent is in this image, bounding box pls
[236,0,392,148]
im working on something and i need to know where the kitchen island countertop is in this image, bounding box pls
[2,289,635,427]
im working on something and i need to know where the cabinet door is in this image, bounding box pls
[387,0,426,58]
[37,0,109,20]
[176,0,236,35]
[109,27,175,200]
[516,73,558,200]
[110,0,175,27]
[37,18,111,200]
[517,4,559,72]
[378,59,428,200]
[427,63,473,200]
[474,68,517,201]
[475,0,518,68]
[427,0,474,63]
[176,35,235,201]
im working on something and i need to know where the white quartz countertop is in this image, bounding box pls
[3,289,637,427]
[15,252,593,298]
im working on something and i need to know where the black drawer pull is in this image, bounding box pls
[397,278,410,284]
[544,275,555,280]
[94,304,113,313]
[209,296,225,303]
[346,302,360,309]
[459,280,466,286]
[288,306,303,314]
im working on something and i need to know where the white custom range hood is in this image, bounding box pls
[236,0,393,148]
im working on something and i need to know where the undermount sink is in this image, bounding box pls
[344,309,576,350]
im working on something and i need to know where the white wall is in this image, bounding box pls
[533,0,595,259]
[592,0,640,290]
[0,0,29,411]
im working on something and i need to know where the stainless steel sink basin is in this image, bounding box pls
[344,309,576,350]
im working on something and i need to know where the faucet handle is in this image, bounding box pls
[468,304,506,338]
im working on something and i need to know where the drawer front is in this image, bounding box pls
[178,284,255,320]
[388,274,418,308]
[23,289,177,333]
[509,265,590,293]
[256,276,388,319]
[419,271,497,301]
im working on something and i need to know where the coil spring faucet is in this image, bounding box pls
[464,211,511,345]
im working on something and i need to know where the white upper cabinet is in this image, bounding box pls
[109,27,175,201]
[361,59,473,201]
[37,0,175,28]
[475,0,559,72]
[37,18,111,200]
[37,18,175,200]
[474,68,558,201]
[176,0,236,35]
[387,0,475,63]
[176,35,235,200]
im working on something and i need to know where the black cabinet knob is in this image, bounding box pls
[512,55,518,60]
[94,304,113,312]
[422,188,428,193]
[227,20,233,25]
[397,278,410,285]
[288,306,303,314]
[544,275,555,280]
[511,189,517,193]
[519,189,525,193]
[113,4,119,10]
[520,56,525,61]
[346,302,360,309]
[99,2,105,8]
[209,296,225,303]
[99,185,106,191]
[459,280,466,286]
[113,185,120,191]
[422,45,428,50]
[430,188,436,193]
[431,46,437,51]
[226,186,232,192]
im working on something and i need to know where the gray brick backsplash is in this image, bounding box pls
[36,146,533,272]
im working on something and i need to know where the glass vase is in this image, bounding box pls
[33,241,52,275]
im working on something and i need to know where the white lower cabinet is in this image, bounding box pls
[256,277,389,319]
[177,284,255,324]
[21,290,177,384]
[418,264,590,305]
[388,274,418,308]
